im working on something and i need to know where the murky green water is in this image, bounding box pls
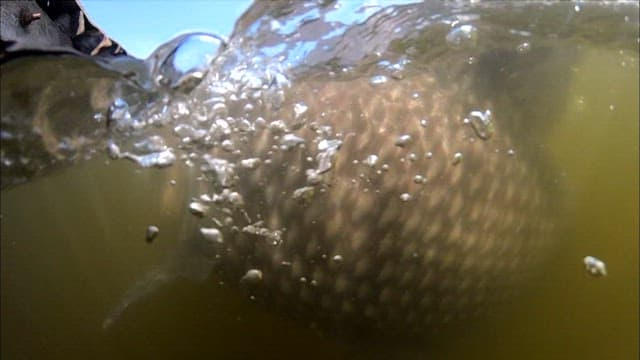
[1,2,638,359]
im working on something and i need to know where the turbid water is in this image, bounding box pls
[1,1,638,359]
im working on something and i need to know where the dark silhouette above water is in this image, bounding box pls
[1,0,127,62]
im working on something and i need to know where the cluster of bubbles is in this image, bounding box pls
[101,24,367,278]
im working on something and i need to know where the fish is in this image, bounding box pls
[101,50,570,338]
[1,0,575,340]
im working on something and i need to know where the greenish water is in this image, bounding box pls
[1,2,638,359]
[435,47,639,360]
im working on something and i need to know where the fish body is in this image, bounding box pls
[1,1,569,338]
[186,70,557,336]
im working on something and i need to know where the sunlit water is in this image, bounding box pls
[1,1,638,359]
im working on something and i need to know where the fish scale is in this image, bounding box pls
[197,71,556,336]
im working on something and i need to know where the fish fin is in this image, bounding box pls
[102,268,171,330]
[102,230,217,330]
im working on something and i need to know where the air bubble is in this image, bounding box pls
[332,255,344,263]
[221,139,235,152]
[517,42,531,54]
[122,149,176,168]
[174,124,206,141]
[189,202,209,217]
[379,58,410,79]
[306,169,323,185]
[146,226,159,243]
[294,102,308,118]
[452,152,463,165]
[212,102,227,116]
[228,192,244,207]
[400,193,412,202]
[318,139,342,152]
[133,136,167,153]
[268,120,288,133]
[240,158,261,169]
[446,24,478,49]
[292,186,315,205]
[413,175,426,184]
[316,151,335,174]
[315,139,342,174]
[465,110,494,140]
[201,156,235,187]
[211,190,226,204]
[369,75,389,86]
[106,98,133,129]
[241,269,263,284]
[146,33,225,92]
[583,256,607,277]
[236,119,253,132]
[364,154,379,168]
[280,134,306,150]
[106,142,121,160]
[200,227,223,244]
[395,134,412,147]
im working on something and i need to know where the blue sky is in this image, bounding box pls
[81,1,252,59]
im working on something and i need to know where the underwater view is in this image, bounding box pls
[1,1,638,359]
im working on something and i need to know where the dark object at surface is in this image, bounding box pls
[1,0,128,62]
[0,0,142,190]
